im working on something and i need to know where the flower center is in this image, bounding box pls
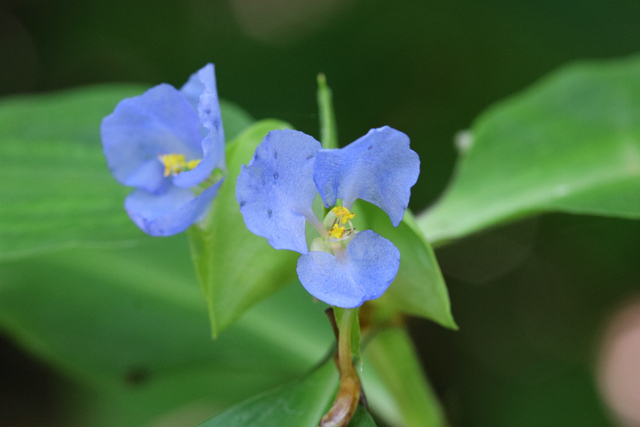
[159,153,201,177]
[328,206,356,240]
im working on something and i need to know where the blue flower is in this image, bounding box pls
[101,64,225,236]
[236,127,420,308]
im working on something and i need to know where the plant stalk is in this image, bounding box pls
[320,308,361,427]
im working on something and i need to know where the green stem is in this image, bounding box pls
[317,73,339,219]
[321,308,361,427]
[317,73,339,150]
[338,308,355,374]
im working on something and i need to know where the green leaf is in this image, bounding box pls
[360,328,445,427]
[348,405,379,427]
[0,236,333,427]
[220,99,256,142]
[188,120,300,337]
[198,358,339,427]
[0,85,254,261]
[355,202,456,329]
[419,55,640,244]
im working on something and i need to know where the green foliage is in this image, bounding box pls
[361,328,445,427]
[197,357,381,427]
[419,55,640,244]
[0,235,334,426]
[198,359,338,427]
[348,405,379,427]
[0,85,254,260]
[355,202,456,329]
[188,120,300,337]
[0,85,144,259]
[4,48,640,427]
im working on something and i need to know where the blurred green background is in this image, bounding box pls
[2,0,640,425]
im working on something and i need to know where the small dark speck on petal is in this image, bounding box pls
[240,201,246,207]
[254,154,260,161]
[306,154,315,160]
[274,173,278,179]
[274,151,278,159]
[267,209,273,218]
[368,145,373,150]
[204,109,211,115]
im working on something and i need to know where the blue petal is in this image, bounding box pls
[181,64,225,142]
[172,129,219,189]
[175,64,226,188]
[296,230,400,308]
[236,129,321,254]
[125,180,223,236]
[101,84,202,193]
[313,126,420,227]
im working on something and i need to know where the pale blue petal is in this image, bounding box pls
[313,126,420,227]
[125,180,223,236]
[175,63,226,188]
[236,129,321,254]
[101,84,202,193]
[172,128,220,188]
[296,230,400,308]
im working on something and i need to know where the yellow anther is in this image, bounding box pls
[186,159,201,170]
[329,224,345,239]
[331,206,356,224]
[159,153,200,177]
[332,206,349,216]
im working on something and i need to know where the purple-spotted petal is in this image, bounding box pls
[101,84,203,193]
[313,126,420,227]
[236,129,321,254]
[296,230,400,308]
[125,180,223,236]
[175,64,226,188]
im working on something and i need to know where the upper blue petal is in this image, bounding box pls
[101,84,202,194]
[296,230,400,308]
[175,63,226,188]
[124,180,224,236]
[236,129,321,254]
[313,126,420,227]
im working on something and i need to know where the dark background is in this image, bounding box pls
[2,0,640,425]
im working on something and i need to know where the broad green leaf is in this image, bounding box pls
[0,236,333,427]
[198,358,339,427]
[355,202,456,329]
[0,85,254,261]
[419,55,640,244]
[188,120,299,337]
[361,328,445,427]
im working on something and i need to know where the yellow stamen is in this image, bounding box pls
[332,206,349,216]
[186,159,201,170]
[159,153,200,177]
[329,224,345,239]
[331,206,356,224]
